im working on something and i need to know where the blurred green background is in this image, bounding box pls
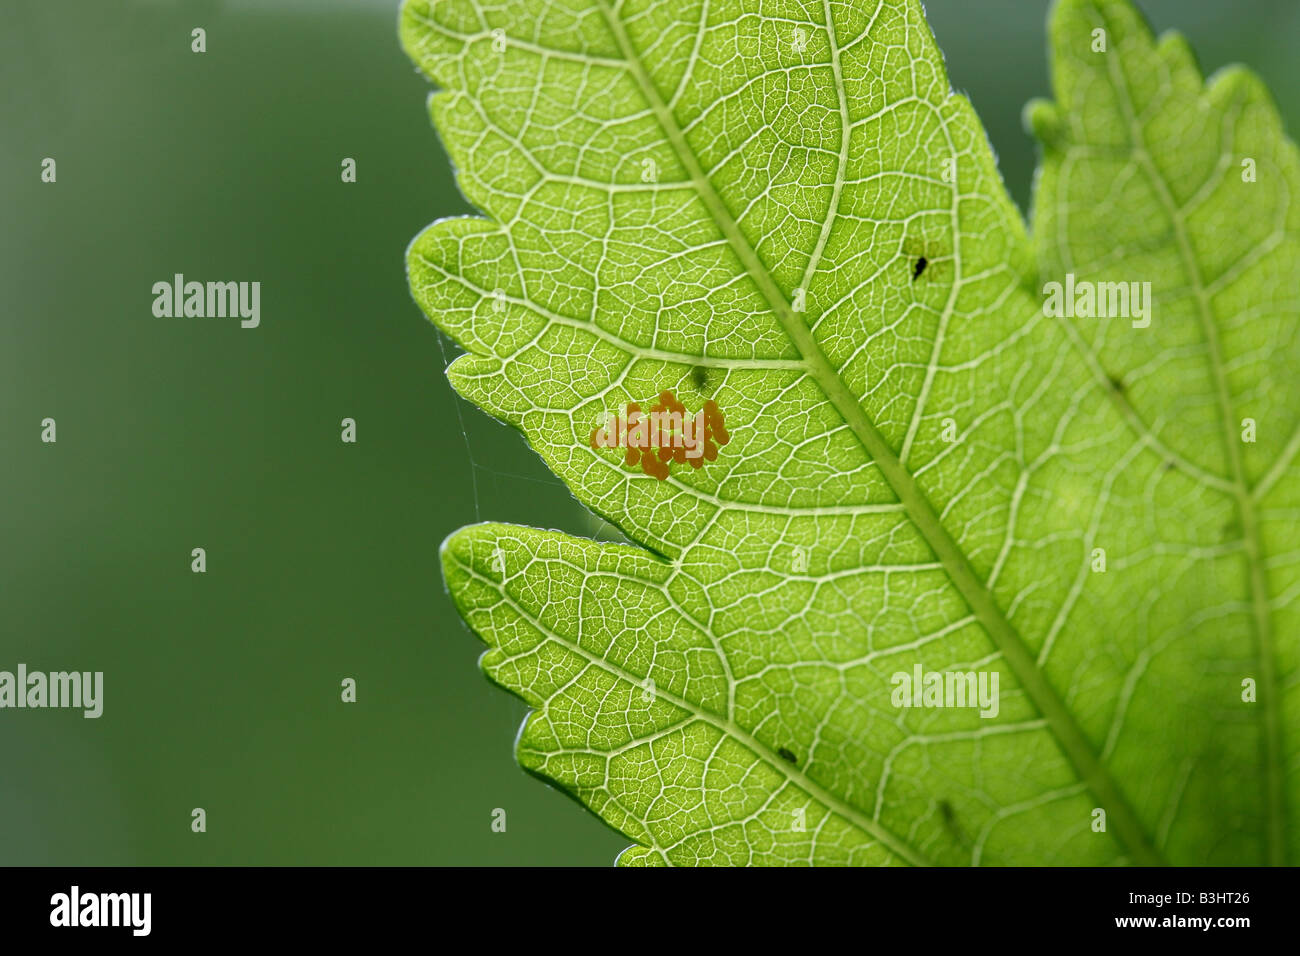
[1,0,1296,865]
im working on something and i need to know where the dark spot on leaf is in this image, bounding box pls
[690,365,709,391]
[938,799,970,845]
[939,799,955,824]
[1163,459,1175,472]
[912,257,928,281]
[1107,373,1126,394]
[777,747,797,764]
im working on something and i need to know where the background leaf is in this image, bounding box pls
[1029,0,1300,866]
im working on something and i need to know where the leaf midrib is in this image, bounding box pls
[596,0,1167,866]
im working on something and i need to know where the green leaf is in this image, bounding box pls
[401,0,1299,865]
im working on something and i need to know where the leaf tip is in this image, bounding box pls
[1024,98,1066,151]
[615,844,665,867]
[439,521,509,599]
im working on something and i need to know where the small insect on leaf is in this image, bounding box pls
[912,256,928,281]
[777,747,797,764]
